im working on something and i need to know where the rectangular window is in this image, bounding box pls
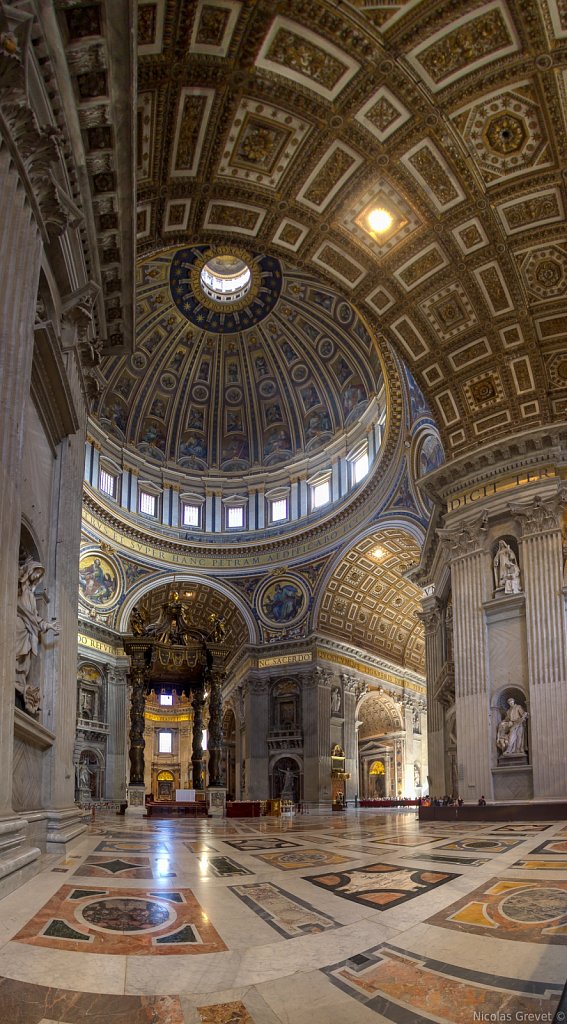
[158,731,172,754]
[182,503,200,527]
[312,480,330,509]
[353,451,369,483]
[271,498,287,523]
[139,491,156,517]
[159,694,173,706]
[227,506,244,529]
[99,468,116,498]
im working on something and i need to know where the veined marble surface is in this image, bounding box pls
[0,808,565,1023]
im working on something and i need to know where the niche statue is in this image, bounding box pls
[497,698,528,757]
[493,539,521,595]
[16,559,59,715]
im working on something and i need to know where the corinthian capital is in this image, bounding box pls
[437,511,488,559]
[416,606,441,635]
[509,489,567,537]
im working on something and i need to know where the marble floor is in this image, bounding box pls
[1,809,566,1023]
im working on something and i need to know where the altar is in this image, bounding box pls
[146,800,209,817]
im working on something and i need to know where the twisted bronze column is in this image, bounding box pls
[207,670,225,788]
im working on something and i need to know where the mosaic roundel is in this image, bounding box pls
[500,888,567,924]
[79,553,120,607]
[78,897,174,933]
[257,576,308,627]
[169,246,282,334]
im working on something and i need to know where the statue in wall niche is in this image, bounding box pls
[331,686,341,714]
[497,698,528,757]
[278,763,297,801]
[493,539,522,595]
[78,763,92,791]
[16,559,59,715]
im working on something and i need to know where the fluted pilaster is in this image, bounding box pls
[303,668,332,805]
[511,492,567,797]
[439,514,491,798]
[417,599,444,795]
[0,149,42,814]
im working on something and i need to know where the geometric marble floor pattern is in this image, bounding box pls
[0,809,565,1023]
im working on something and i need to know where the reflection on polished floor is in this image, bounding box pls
[0,809,565,1023]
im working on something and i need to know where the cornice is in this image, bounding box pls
[419,425,567,504]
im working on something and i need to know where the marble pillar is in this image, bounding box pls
[403,705,415,795]
[417,599,445,797]
[106,665,128,800]
[303,668,332,807]
[510,492,567,798]
[207,670,224,788]
[245,680,269,799]
[0,150,43,820]
[127,653,147,812]
[342,679,358,802]
[439,514,492,801]
[191,685,206,792]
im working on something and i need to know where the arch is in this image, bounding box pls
[358,689,404,737]
[270,754,302,803]
[491,685,530,762]
[76,746,105,800]
[313,514,426,616]
[357,690,406,800]
[311,520,426,673]
[115,571,259,642]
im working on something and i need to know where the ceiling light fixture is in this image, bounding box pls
[367,207,393,234]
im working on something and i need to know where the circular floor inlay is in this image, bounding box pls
[501,888,567,923]
[79,897,174,933]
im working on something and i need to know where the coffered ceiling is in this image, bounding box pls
[318,528,424,671]
[135,0,567,458]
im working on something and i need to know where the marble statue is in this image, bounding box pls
[493,539,521,595]
[78,763,92,790]
[278,764,296,800]
[208,613,226,642]
[144,592,190,644]
[497,698,528,756]
[331,686,341,714]
[130,605,146,635]
[16,559,59,714]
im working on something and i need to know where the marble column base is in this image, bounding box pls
[126,785,147,816]
[0,816,41,899]
[206,787,226,817]
[46,807,88,853]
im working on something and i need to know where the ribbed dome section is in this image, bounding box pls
[93,246,384,475]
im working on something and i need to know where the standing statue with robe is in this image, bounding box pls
[16,559,59,715]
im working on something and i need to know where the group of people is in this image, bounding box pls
[421,795,464,807]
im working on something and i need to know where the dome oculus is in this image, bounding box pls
[171,246,283,330]
[200,255,251,303]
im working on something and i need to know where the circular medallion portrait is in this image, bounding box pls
[258,576,308,627]
[79,553,120,607]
